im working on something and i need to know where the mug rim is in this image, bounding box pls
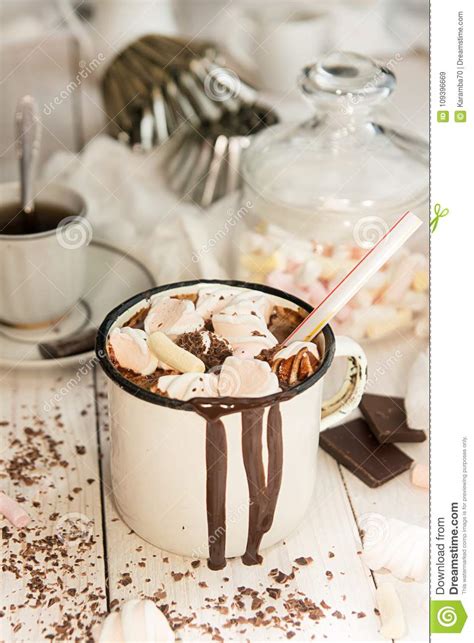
[0,181,88,241]
[96,279,336,412]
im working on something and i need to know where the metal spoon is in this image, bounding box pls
[15,96,41,227]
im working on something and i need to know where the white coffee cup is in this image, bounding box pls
[97,280,367,568]
[0,182,89,327]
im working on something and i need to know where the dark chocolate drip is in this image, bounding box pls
[190,397,289,571]
[264,403,283,531]
[241,408,266,565]
[242,403,283,566]
[205,417,228,571]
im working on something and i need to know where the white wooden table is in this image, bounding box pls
[0,29,428,642]
[0,334,429,641]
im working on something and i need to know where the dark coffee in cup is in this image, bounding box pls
[0,182,88,326]
[0,202,74,235]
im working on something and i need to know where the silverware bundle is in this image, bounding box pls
[165,104,278,207]
[102,34,278,206]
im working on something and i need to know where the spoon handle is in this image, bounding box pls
[15,96,41,214]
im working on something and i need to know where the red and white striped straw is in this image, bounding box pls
[284,210,423,344]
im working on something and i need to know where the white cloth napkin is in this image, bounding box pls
[42,136,235,283]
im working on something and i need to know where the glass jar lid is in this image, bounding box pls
[242,51,428,220]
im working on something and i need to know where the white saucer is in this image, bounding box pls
[0,241,155,370]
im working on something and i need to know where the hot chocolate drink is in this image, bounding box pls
[104,284,322,570]
[98,281,367,571]
[107,284,321,399]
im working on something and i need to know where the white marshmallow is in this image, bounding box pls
[212,307,278,358]
[362,516,428,582]
[99,599,174,642]
[405,351,429,431]
[109,327,159,375]
[223,291,273,322]
[218,356,280,397]
[294,258,323,287]
[376,584,406,640]
[195,285,242,318]
[157,372,218,400]
[144,297,203,338]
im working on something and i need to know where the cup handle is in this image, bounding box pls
[321,336,368,430]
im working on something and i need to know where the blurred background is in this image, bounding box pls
[0,0,428,179]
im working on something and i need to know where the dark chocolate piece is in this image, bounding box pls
[39,328,97,359]
[360,394,426,443]
[319,419,413,488]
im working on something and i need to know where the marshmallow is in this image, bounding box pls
[145,297,203,338]
[294,258,322,286]
[0,492,31,528]
[99,599,174,642]
[405,351,429,431]
[218,356,280,397]
[415,312,429,338]
[400,290,428,313]
[109,327,159,375]
[240,252,280,278]
[195,285,242,318]
[223,291,273,322]
[319,256,341,280]
[362,517,428,582]
[157,372,218,400]
[382,253,426,303]
[412,270,429,292]
[307,280,328,307]
[411,463,429,490]
[365,308,412,340]
[148,332,205,374]
[212,306,278,359]
[232,334,278,359]
[376,584,406,640]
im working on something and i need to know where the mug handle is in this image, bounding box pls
[321,336,368,430]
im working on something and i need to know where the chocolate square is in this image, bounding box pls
[319,419,413,488]
[360,394,426,443]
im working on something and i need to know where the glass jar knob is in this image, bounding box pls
[299,51,396,114]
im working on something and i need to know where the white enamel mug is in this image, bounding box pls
[0,182,89,327]
[97,280,367,568]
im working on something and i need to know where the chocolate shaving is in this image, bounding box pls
[175,330,232,370]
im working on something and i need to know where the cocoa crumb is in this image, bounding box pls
[118,573,132,587]
[294,556,313,566]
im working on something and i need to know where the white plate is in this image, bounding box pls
[0,241,155,370]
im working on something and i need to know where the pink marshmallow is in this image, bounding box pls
[307,281,328,307]
[267,270,296,292]
[411,464,429,490]
[0,492,31,528]
[335,304,353,323]
[382,254,425,304]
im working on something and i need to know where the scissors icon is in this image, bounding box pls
[430,203,449,233]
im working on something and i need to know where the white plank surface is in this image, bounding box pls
[0,367,107,641]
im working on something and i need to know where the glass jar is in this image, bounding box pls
[237,51,428,341]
